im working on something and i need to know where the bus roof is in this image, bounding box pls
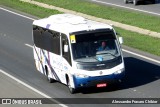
[33,14,113,35]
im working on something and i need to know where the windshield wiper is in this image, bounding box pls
[96,52,117,58]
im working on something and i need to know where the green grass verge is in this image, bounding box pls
[34,0,160,33]
[0,0,62,18]
[115,27,160,56]
[0,0,160,56]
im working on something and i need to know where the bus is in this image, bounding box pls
[32,14,125,94]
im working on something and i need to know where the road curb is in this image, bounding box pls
[20,0,160,38]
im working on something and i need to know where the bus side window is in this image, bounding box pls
[61,34,72,66]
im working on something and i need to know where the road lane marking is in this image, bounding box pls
[92,0,160,16]
[0,69,68,107]
[0,7,35,20]
[122,49,160,64]
[25,43,33,48]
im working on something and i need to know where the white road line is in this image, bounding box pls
[122,49,160,64]
[25,43,33,48]
[0,69,68,107]
[0,7,35,20]
[92,0,160,16]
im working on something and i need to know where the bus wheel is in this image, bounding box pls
[133,0,138,5]
[47,75,54,83]
[67,79,76,94]
[152,0,155,4]
[45,66,54,83]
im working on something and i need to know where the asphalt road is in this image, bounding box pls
[0,7,160,107]
[87,0,160,16]
[0,70,62,107]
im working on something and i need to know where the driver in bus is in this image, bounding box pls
[98,41,109,51]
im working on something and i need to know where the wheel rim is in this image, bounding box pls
[48,75,51,81]
[47,70,53,83]
[133,0,137,5]
[124,0,128,3]
[68,80,75,93]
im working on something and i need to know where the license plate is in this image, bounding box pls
[97,83,107,87]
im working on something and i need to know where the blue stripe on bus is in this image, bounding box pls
[47,51,61,82]
[41,50,61,82]
[34,46,46,74]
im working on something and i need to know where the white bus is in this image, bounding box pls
[32,14,125,93]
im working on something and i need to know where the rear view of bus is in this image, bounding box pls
[32,14,125,94]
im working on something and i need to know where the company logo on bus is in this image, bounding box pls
[99,71,103,75]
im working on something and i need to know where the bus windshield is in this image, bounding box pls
[70,30,121,62]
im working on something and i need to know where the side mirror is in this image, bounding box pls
[119,37,123,44]
[64,45,68,52]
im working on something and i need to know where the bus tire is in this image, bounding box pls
[152,0,155,4]
[133,0,138,5]
[47,75,54,83]
[66,76,76,94]
[45,66,54,83]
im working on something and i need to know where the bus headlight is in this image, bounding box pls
[114,68,125,74]
[74,74,89,78]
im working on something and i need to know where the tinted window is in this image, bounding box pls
[33,26,60,55]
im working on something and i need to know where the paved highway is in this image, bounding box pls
[88,0,160,16]
[0,70,62,107]
[0,7,160,107]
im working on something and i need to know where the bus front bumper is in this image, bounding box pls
[73,72,125,88]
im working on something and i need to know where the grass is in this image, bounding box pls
[34,0,160,32]
[115,27,160,56]
[0,0,160,56]
[0,0,62,18]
